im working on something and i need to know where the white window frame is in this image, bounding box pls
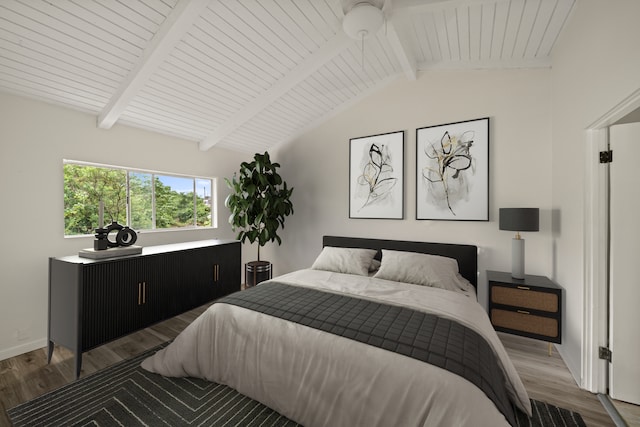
[63,159,217,237]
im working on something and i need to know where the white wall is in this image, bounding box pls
[549,0,640,383]
[0,92,251,360]
[266,68,553,309]
[5,1,635,384]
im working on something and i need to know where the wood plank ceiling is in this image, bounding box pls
[0,0,574,153]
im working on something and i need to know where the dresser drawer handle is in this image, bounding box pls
[517,286,530,290]
[517,310,530,315]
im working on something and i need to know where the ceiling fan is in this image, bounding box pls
[337,0,427,78]
[339,0,447,39]
[340,0,389,41]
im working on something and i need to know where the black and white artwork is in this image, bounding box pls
[416,118,489,221]
[349,130,404,219]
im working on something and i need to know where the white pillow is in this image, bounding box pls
[373,249,474,293]
[311,247,377,276]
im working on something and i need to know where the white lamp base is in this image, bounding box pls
[512,238,525,279]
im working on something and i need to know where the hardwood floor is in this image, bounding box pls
[499,332,623,427]
[613,399,640,427]
[0,306,633,427]
[0,306,206,427]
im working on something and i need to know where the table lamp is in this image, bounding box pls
[499,208,539,279]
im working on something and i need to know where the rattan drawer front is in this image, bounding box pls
[491,309,559,338]
[491,285,558,312]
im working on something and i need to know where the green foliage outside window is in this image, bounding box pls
[129,172,153,230]
[64,163,213,236]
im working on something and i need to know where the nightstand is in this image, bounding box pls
[487,270,562,355]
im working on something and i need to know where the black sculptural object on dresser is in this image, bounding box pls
[94,221,137,251]
[93,226,109,250]
[79,201,141,259]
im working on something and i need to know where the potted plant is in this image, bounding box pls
[225,152,294,287]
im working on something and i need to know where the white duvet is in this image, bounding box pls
[142,269,531,427]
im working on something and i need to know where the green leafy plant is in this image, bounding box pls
[225,152,294,261]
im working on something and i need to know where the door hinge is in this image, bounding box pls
[599,346,612,362]
[599,150,613,163]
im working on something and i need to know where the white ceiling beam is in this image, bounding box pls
[418,57,552,70]
[97,0,210,129]
[386,13,417,80]
[198,32,352,151]
[394,0,509,14]
[284,73,403,148]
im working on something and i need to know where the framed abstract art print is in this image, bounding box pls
[416,117,489,221]
[349,130,404,219]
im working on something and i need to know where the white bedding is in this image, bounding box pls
[142,269,531,427]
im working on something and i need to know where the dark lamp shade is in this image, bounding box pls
[499,208,539,232]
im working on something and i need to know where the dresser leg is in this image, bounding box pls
[75,352,82,379]
[47,340,54,364]
[548,342,552,357]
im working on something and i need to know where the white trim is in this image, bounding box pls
[63,159,215,182]
[62,160,217,236]
[394,0,510,14]
[0,338,47,362]
[418,57,552,71]
[587,87,640,129]
[582,128,608,393]
[583,87,640,393]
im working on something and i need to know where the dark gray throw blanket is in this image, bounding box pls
[218,281,516,425]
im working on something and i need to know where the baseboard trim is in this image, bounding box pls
[557,344,582,388]
[0,338,47,362]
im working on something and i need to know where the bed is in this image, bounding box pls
[142,236,531,426]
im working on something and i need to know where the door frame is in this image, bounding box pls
[583,87,640,393]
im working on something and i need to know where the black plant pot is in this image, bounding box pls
[245,260,272,288]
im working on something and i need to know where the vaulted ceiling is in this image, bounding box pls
[0,0,575,153]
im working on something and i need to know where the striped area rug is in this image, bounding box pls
[8,343,586,426]
[515,400,587,427]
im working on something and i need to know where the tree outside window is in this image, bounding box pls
[64,162,215,236]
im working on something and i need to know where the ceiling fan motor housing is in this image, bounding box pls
[342,2,385,40]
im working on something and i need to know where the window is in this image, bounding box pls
[64,160,216,236]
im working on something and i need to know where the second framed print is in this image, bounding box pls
[349,130,404,219]
[416,117,489,221]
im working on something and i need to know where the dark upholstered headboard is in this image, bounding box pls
[323,236,478,289]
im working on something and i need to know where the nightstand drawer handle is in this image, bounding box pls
[517,310,531,315]
[517,286,530,290]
